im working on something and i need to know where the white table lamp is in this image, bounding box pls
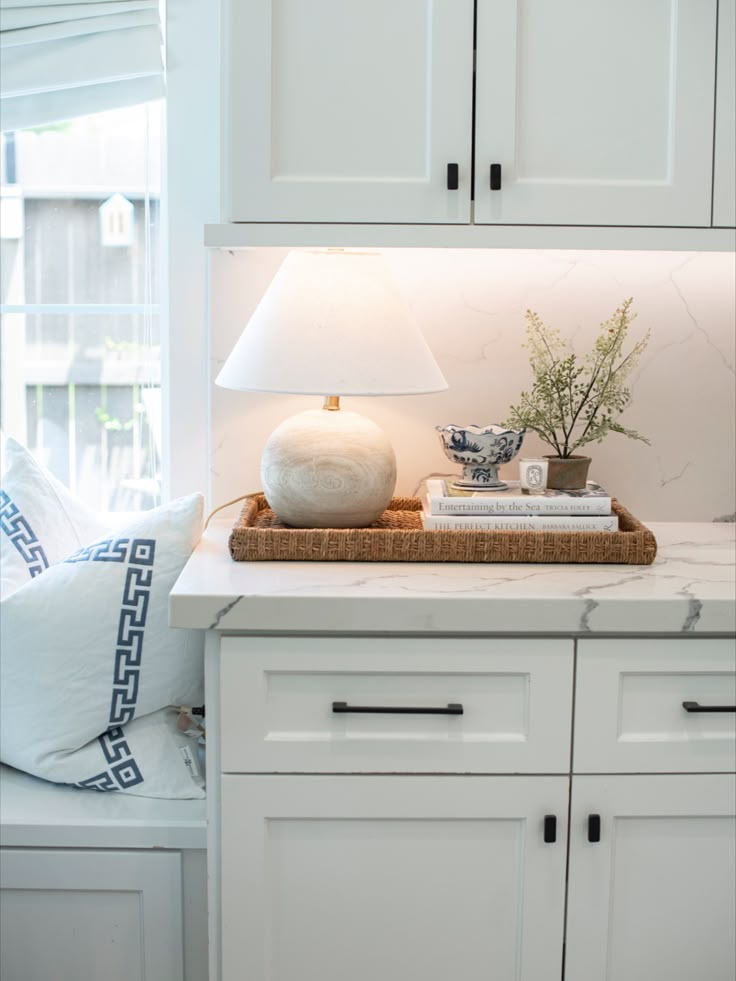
[215,250,448,528]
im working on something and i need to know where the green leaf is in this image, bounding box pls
[505,298,650,456]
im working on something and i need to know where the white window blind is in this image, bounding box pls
[0,0,164,131]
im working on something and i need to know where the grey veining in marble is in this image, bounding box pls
[170,520,736,636]
[208,596,242,631]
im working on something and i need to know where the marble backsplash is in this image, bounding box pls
[210,248,735,523]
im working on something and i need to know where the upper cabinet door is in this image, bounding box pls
[224,0,474,223]
[474,0,718,226]
[713,0,736,227]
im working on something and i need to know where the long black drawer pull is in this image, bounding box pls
[447,163,459,190]
[332,701,463,716]
[682,701,736,713]
[543,815,557,843]
[490,163,502,190]
[588,814,601,843]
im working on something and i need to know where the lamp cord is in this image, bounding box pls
[204,491,262,530]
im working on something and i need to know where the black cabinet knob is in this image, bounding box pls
[588,814,601,843]
[544,814,557,843]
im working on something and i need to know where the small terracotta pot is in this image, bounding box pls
[544,455,592,490]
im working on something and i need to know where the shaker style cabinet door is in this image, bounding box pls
[221,775,569,981]
[474,0,718,226]
[0,849,184,981]
[565,774,736,981]
[713,0,736,227]
[223,0,474,223]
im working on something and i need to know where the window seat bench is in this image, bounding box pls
[0,763,208,981]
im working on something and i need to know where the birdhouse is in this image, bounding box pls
[99,193,135,247]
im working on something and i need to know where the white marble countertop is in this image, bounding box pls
[169,520,736,635]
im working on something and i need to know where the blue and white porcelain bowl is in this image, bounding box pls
[436,423,526,490]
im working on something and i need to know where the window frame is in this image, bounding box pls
[162,0,220,506]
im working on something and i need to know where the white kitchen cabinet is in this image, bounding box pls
[223,0,723,230]
[223,0,474,223]
[0,848,185,981]
[474,0,717,226]
[210,635,574,981]
[713,0,736,227]
[567,638,736,981]
[221,774,568,981]
[209,634,736,981]
[168,520,735,981]
[0,764,208,981]
[565,774,736,981]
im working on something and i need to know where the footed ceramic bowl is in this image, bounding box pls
[436,423,525,490]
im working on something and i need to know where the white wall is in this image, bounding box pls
[210,248,735,523]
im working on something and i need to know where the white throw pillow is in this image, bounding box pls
[1,437,107,596]
[0,493,206,799]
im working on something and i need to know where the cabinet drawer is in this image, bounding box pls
[574,639,736,773]
[219,637,573,774]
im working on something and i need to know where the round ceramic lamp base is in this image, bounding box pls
[261,408,397,528]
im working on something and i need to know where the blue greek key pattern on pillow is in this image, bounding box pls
[64,536,155,725]
[66,536,156,790]
[76,728,144,791]
[111,543,155,724]
[76,770,117,792]
[111,564,150,721]
[0,490,49,578]
[64,537,129,563]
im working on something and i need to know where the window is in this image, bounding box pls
[2,0,217,510]
[1,104,163,510]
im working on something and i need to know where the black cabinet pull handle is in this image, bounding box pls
[490,163,502,190]
[682,700,736,713]
[588,814,601,843]
[332,701,463,716]
[543,815,557,843]
[447,163,459,190]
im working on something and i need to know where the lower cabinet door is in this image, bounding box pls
[565,774,736,981]
[221,774,568,981]
[0,848,184,981]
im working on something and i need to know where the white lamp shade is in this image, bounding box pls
[215,250,448,396]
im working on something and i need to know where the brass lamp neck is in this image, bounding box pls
[323,395,341,411]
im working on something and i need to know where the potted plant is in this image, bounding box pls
[504,298,650,489]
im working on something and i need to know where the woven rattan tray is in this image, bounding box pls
[228,495,657,564]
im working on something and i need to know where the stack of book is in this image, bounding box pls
[421,478,618,532]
